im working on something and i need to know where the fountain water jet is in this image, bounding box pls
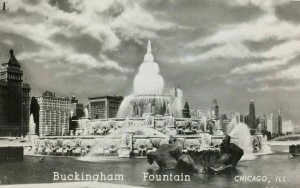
[227,118,272,160]
[29,114,36,135]
[117,41,182,118]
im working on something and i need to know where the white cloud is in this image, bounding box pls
[255,64,300,82]
[182,42,253,63]
[231,59,288,74]
[231,41,300,75]
[263,41,300,59]
[1,0,178,77]
[184,6,300,92]
[110,3,185,41]
[65,53,98,67]
[247,84,300,92]
[188,14,300,49]
[225,0,289,13]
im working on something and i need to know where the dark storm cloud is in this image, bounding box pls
[1,0,300,125]
[50,33,103,57]
[276,1,300,23]
[49,0,77,13]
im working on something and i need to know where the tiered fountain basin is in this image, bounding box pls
[25,115,236,158]
[25,117,264,158]
[26,134,223,158]
[77,116,206,135]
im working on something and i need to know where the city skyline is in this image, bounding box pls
[1,0,300,124]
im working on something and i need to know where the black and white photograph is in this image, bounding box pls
[0,0,300,188]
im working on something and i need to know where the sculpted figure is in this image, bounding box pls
[219,135,244,168]
[146,136,244,173]
[147,139,198,172]
[146,144,178,169]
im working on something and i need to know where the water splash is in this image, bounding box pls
[109,126,169,138]
[78,125,168,162]
[227,118,256,160]
[227,118,272,160]
[117,41,182,118]
[229,123,253,153]
[133,41,164,95]
[29,114,36,135]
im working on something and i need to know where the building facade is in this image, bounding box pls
[37,91,70,136]
[211,99,219,120]
[248,100,256,130]
[190,109,207,119]
[282,120,294,135]
[266,111,283,137]
[69,95,84,133]
[70,96,84,118]
[182,101,191,118]
[231,112,244,124]
[88,96,123,119]
[257,115,267,133]
[0,49,30,136]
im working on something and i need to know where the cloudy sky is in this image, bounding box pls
[1,0,300,124]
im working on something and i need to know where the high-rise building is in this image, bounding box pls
[266,114,273,134]
[170,84,183,100]
[282,120,294,135]
[182,100,191,118]
[70,95,84,118]
[37,91,70,136]
[211,99,219,120]
[248,100,256,130]
[69,95,84,133]
[231,112,244,124]
[266,111,283,137]
[258,114,267,132]
[275,109,283,136]
[88,96,123,119]
[0,49,31,136]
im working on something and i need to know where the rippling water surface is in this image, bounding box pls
[0,154,299,188]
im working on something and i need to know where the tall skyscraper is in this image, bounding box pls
[258,114,267,132]
[0,49,31,136]
[70,95,84,118]
[182,100,191,118]
[37,91,70,136]
[266,114,273,134]
[69,95,84,133]
[266,110,283,137]
[248,100,256,130]
[275,109,283,136]
[88,96,123,119]
[211,99,219,120]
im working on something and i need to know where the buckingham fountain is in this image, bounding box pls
[27,41,261,165]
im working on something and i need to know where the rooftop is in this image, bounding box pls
[2,49,21,68]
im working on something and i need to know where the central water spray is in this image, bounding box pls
[133,41,164,95]
[117,41,182,118]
